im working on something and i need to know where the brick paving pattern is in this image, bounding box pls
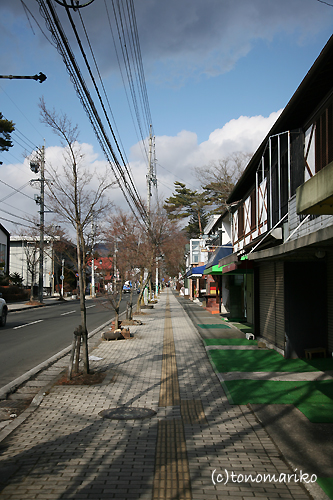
[153,419,191,500]
[0,291,313,499]
[158,297,180,408]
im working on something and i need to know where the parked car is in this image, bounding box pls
[0,293,8,327]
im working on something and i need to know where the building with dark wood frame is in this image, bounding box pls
[219,35,333,358]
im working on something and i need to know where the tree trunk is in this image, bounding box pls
[76,225,89,374]
[198,210,203,235]
[114,307,119,330]
[136,271,151,313]
[128,302,133,321]
[128,288,134,320]
[30,271,35,301]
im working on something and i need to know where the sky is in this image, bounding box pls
[1,0,333,238]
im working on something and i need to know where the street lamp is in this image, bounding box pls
[0,73,47,83]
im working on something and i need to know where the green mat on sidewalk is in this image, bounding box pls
[297,403,333,423]
[209,349,333,372]
[198,323,230,329]
[229,323,254,333]
[224,379,333,404]
[208,348,333,423]
[204,338,257,346]
[317,478,333,499]
[223,379,333,423]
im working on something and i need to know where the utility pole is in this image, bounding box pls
[153,135,158,200]
[38,145,45,303]
[61,258,65,298]
[91,217,95,298]
[146,125,157,215]
[146,125,153,216]
[113,239,118,294]
[30,145,45,303]
[146,126,153,302]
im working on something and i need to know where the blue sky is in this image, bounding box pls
[1,0,333,235]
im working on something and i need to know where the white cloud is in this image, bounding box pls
[130,110,283,194]
[0,109,285,236]
[0,144,120,236]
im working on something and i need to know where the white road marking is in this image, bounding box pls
[13,320,44,330]
[61,310,76,316]
[86,304,96,309]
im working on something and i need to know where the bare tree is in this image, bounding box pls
[22,234,39,302]
[39,98,115,375]
[140,202,188,307]
[194,152,252,213]
[104,211,144,327]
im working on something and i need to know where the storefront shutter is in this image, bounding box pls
[259,262,285,349]
[328,253,333,353]
[259,263,275,344]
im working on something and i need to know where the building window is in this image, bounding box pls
[191,240,200,264]
[238,205,244,239]
[0,244,6,273]
[250,190,256,230]
[315,102,333,172]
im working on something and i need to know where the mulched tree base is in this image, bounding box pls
[56,371,107,386]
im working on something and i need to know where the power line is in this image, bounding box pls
[77,9,129,166]
[13,129,38,151]
[0,206,35,224]
[0,215,35,229]
[0,181,31,203]
[0,84,45,141]
[0,200,35,219]
[156,162,199,191]
[77,8,139,195]
[103,0,148,163]
[36,0,149,228]
[0,179,36,202]
[63,2,147,220]
[20,0,57,46]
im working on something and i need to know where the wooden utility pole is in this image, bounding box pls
[146,125,153,216]
[38,145,45,304]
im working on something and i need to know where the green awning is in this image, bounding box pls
[204,264,225,275]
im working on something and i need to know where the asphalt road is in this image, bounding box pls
[0,296,130,388]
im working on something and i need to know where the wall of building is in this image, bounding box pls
[10,239,53,288]
[259,262,285,351]
[284,260,327,358]
[287,195,333,241]
[245,273,254,325]
[327,252,333,353]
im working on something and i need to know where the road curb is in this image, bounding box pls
[247,404,331,500]
[7,298,78,313]
[0,310,128,443]
[0,316,114,400]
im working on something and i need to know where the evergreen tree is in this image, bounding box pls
[163,181,211,237]
[0,113,15,152]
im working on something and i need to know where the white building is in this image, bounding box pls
[10,236,55,293]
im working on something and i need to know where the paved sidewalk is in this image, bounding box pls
[0,290,321,499]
